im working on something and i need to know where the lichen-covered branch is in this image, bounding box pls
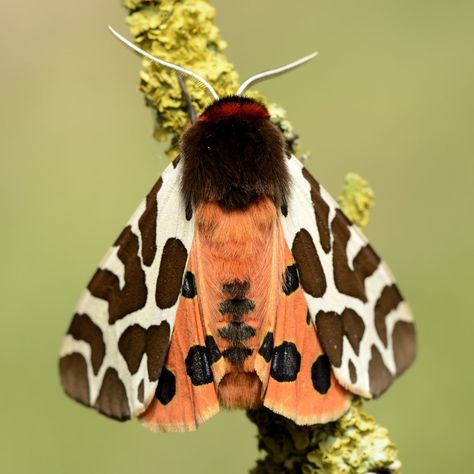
[121,1,399,472]
[123,0,299,159]
[248,401,400,474]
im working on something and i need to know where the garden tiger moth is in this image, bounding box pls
[58,27,416,431]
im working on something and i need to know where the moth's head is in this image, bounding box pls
[180,96,286,210]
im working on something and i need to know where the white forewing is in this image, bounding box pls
[59,159,195,419]
[280,155,416,398]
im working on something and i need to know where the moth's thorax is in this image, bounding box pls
[180,96,290,211]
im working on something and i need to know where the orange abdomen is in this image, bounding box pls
[193,198,282,408]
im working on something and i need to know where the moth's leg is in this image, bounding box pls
[177,72,197,123]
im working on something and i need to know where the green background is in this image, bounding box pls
[1,0,473,472]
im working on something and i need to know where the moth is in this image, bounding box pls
[59,27,416,431]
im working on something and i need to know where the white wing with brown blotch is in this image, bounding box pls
[280,155,416,398]
[59,158,195,420]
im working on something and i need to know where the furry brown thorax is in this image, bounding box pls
[180,96,290,211]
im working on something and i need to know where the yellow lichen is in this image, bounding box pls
[338,172,375,229]
[249,401,401,474]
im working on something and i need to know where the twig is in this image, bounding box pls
[120,1,402,472]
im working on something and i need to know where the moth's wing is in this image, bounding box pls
[59,159,195,420]
[139,241,222,432]
[257,226,352,425]
[280,155,416,398]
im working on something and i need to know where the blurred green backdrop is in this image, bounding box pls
[1,0,473,472]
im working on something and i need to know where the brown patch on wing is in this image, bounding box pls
[118,322,170,380]
[316,308,365,367]
[368,345,393,398]
[88,226,147,324]
[155,238,188,309]
[348,360,357,384]
[137,380,145,404]
[375,285,403,346]
[138,177,162,266]
[67,313,105,375]
[59,353,90,406]
[342,309,365,355]
[291,229,326,298]
[118,325,146,374]
[392,320,416,375]
[331,210,381,302]
[94,368,131,421]
[302,168,331,253]
[315,311,343,367]
[146,322,171,381]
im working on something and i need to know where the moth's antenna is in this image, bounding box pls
[237,52,318,96]
[177,72,197,123]
[108,26,220,101]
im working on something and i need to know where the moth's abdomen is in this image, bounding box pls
[194,200,277,359]
[194,199,280,407]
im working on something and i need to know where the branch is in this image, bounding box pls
[121,1,400,472]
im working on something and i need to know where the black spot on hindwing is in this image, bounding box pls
[311,355,331,394]
[181,271,197,298]
[205,335,222,364]
[258,332,274,363]
[185,345,213,385]
[270,342,301,382]
[155,367,176,405]
[282,264,299,295]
